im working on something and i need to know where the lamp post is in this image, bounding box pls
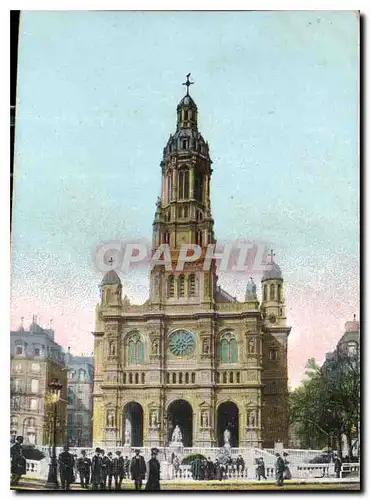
[45,379,63,490]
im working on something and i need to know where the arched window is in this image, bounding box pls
[167,174,172,202]
[184,109,189,121]
[229,372,234,383]
[216,372,220,383]
[167,276,175,298]
[185,372,189,384]
[141,373,145,384]
[222,372,227,383]
[135,373,139,384]
[188,274,196,297]
[220,332,238,363]
[123,373,127,384]
[236,372,240,383]
[128,333,144,364]
[178,275,185,297]
[79,369,86,381]
[277,284,282,302]
[270,284,276,300]
[172,373,176,384]
[191,373,195,383]
[179,170,190,199]
[12,397,20,411]
[179,373,183,384]
[129,373,133,384]
[166,373,170,384]
[263,285,267,301]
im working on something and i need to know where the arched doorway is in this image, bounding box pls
[167,400,193,447]
[217,402,239,447]
[123,402,143,447]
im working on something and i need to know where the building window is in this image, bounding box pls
[278,284,282,302]
[188,274,196,297]
[12,378,21,392]
[31,379,39,393]
[195,230,202,246]
[31,363,40,373]
[178,275,185,297]
[135,373,139,384]
[178,169,190,199]
[30,399,38,411]
[166,373,170,384]
[128,333,144,364]
[185,372,189,384]
[172,373,176,384]
[236,372,240,383]
[220,333,238,363]
[141,373,145,384]
[229,372,234,383]
[15,345,24,356]
[270,284,276,300]
[79,369,86,382]
[222,372,227,383]
[271,382,277,394]
[68,370,75,380]
[269,349,278,362]
[12,397,21,411]
[14,363,22,373]
[167,276,175,298]
[191,373,195,383]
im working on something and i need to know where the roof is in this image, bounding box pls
[101,270,121,286]
[177,94,197,109]
[261,261,283,281]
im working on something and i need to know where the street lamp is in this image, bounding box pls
[45,379,63,490]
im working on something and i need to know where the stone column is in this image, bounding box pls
[172,169,177,201]
[189,167,195,199]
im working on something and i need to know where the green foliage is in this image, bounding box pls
[181,453,207,465]
[289,349,360,456]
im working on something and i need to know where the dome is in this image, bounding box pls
[262,261,282,281]
[177,94,197,110]
[101,270,122,286]
[245,277,257,300]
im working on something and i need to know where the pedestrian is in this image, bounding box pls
[130,449,147,490]
[236,454,245,476]
[275,453,285,487]
[145,448,161,491]
[334,454,342,479]
[205,457,214,480]
[113,450,125,490]
[91,447,103,490]
[100,449,110,489]
[73,454,78,484]
[173,455,180,477]
[124,455,130,479]
[105,452,114,490]
[77,450,91,489]
[214,459,223,481]
[10,436,26,486]
[58,445,75,491]
[283,452,291,480]
[257,457,267,480]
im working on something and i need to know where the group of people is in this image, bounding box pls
[58,446,161,491]
[175,454,246,481]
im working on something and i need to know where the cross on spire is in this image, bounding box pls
[269,249,276,263]
[182,73,194,96]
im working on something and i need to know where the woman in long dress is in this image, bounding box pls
[145,448,161,491]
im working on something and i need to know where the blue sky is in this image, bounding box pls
[11,11,359,387]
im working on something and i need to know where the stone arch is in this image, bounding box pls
[122,401,144,447]
[166,399,193,447]
[216,400,239,447]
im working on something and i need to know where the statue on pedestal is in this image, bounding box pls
[171,425,183,443]
[224,428,231,448]
[124,429,131,446]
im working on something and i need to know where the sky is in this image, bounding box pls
[11,10,359,388]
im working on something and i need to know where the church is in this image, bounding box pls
[92,77,291,449]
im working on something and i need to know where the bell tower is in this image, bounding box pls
[150,74,216,307]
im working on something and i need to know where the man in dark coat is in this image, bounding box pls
[191,458,202,480]
[283,452,291,480]
[105,452,114,490]
[145,448,161,491]
[334,454,342,479]
[58,445,75,491]
[214,459,224,481]
[123,456,130,479]
[236,455,245,475]
[77,450,91,489]
[10,436,26,486]
[100,449,110,489]
[205,457,214,480]
[257,457,267,480]
[275,453,285,486]
[91,448,103,490]
[113,450,125,490]
[130,449,146,490]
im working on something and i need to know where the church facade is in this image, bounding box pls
[92,79,291,449]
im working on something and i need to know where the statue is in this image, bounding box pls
[171,425,183,443]
[107,412,114,428]
[150,410,158,427]
[224,428,231,447]
[156,196,161,208]
[124,429,131,445]
[203,339,209,354]
[201,411,209,427]
[248,339,255,354]
[152,340,159,355]
[248,411,256,427]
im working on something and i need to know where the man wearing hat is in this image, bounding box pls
[91,448,103,490]
[145,448,161,491]
[112,450,125,490]
[130,449,147,490]
[58,445,75,491]
[77,450,91,489]
[105,452,114,490]
[283,452,291,480]
[275,453,285,486]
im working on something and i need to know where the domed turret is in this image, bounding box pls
[101,270,122,286]
[245,277,257,301]
[260,250,286,327]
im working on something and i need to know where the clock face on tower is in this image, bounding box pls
[169,330,195,357]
